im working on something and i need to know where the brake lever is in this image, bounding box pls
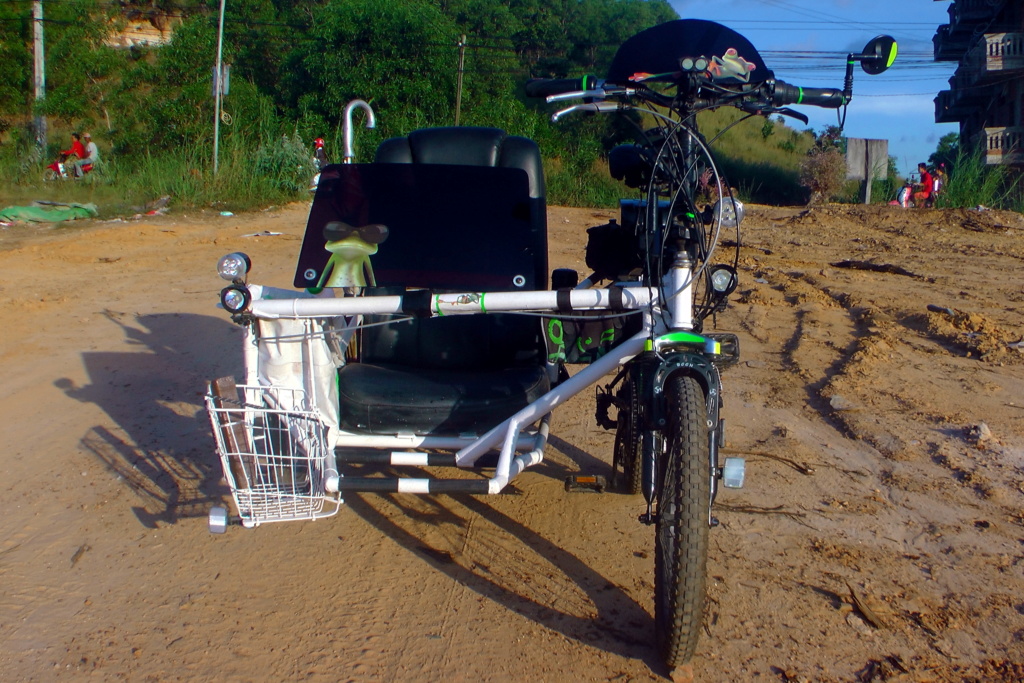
[546,86,636,104]
[773,107,809,125]
[551,101,625,122]
[741,103,809,126]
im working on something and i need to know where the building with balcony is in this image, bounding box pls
[933,0,1024,166]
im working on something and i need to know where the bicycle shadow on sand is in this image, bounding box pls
[344,449,664,672]
[54,310,240,528]
[57,310,665,670]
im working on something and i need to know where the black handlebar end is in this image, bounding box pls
[525,75,597,98]
[772,80,846,109]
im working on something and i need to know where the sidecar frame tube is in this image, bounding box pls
[465,331,649,492]
[249,287,657,319]
[243,285,662,495]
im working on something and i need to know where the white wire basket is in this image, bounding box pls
[205,384,340,526]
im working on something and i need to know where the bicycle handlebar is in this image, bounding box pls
[769,80,847,109]
[528,76,850,114]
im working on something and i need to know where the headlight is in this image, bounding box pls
[680,56,709,72]
[713,197,745,228]
[217,252,251,282]
[708,264,738,296]
[220,284,251,313]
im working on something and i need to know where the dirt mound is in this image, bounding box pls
[777,203,1024,235]
[904,307,1024,364]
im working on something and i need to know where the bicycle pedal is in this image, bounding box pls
[564,474,607,493]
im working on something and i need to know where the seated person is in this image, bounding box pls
[75,132,100,177]
[912,162,933,207]
[62,132,86,161]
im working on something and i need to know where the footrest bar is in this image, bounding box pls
[337,477,491,494]
[336,449,499,468]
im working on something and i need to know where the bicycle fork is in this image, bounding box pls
[634,348,725,526]
[635,246,734,525]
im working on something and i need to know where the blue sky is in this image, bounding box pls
[670,0,958,176]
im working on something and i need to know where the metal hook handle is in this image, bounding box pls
[342,100,377,163]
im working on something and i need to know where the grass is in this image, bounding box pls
[545,156,625,208]
[935,150,1023,210]
[545,109,819,208]
[698,108,814,205]
[16,115,1007,216]
[0,134,316,218]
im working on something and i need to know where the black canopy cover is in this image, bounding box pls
[607,19,772,86]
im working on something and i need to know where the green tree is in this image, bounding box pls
[566,0,675,72]
[39,0,123,124]
[0,4,31,117]
[929,132,959,172]
[105,15,218,153]
[291,0,459,134]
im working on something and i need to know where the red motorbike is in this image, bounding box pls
[43,153,92,181]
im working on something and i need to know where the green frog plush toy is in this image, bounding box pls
[316,220,389,289]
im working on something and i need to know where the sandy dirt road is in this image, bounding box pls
[0,202,1022,682]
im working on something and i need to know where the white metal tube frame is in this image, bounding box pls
[243,275,696,496]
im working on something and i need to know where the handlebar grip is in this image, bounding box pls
[525,75,598,98]
[772,80,847,109]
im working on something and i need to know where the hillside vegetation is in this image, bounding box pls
[0,0,882,210]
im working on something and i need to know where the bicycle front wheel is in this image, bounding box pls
[654,373,710,668]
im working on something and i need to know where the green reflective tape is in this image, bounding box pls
[547,318,565,362]
[547,318,564,345]
[797,87,804,104]
[658,331,707,346]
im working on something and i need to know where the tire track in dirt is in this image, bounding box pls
[729,207,1024,678]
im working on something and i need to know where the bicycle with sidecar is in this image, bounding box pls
[204,19,896,669]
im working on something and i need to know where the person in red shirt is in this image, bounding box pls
[62,132,86,161]
[913,162,933,207]
[314,137,328,170]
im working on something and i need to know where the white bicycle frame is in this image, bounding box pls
[220,97,732,509]
[237,268,701,499]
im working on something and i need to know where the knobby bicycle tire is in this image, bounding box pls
[654,373,710,668]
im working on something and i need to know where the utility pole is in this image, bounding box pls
[454,35,466,126]
[32,0,46,153]
[212,0,226,174]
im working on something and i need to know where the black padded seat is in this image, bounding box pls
[337,363,550,435]
[333,127,550,436]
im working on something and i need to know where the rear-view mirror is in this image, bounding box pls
[858,35,897,75]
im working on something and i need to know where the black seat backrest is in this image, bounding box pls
[354,127,549,371]
[374,127,548,289]
[295,127,548,293]
[375,127,546,200]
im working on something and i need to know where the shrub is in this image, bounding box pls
[253,131,313,193]
[800,147,846,204]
